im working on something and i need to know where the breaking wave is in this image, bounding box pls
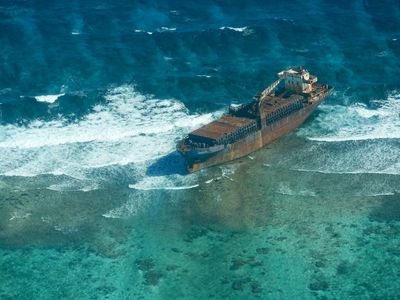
[277,91,400,175]
[129,183,199,191]
[219,26,247,32]
[46,182,99,192]
[291,168,400,176]
[276,182,316,197]
[0,85,218,178]
[278,137,400,176]
[298,92,400,142]
[102,194,149,219]
[219,26,253,35]
[34,93,65,104]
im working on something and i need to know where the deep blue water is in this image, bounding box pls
[0,1,400,299]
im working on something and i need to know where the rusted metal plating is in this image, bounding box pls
[177,67,333,172]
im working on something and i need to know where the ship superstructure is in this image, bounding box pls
[177,67,333,172]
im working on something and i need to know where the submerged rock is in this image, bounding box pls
[220,277,230,285]
[231,281,244,291]
[135,259,155,272]
[369,195,400,222]
[231,277,253,292]
[201,252,210,258]
[184,226,208,242]
[251,281,262,294]
[314,260,326,268]
[256,247,269,254]
[249,260,263,268]
[166,264,179,272]
[144,270,164,286]
[308,280,329,291]
[336,260,352,275]
[230,259,247,270]
[230,256,263,270]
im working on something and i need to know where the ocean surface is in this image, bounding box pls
[1,1,400,299]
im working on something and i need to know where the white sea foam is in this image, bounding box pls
[34,93,65,104]
[219,26,247,32]
[9,212,31,221]
[0,85,219,178]
[104,173,199,218]
[294,49,309,53]
[71,32,81,35]
[0,88,12,95]
[291,168,400,176]
[102,195,147,218]
[298,92,400,142]
[365,192,396,197]
[46,183,73,191]
[376,51,388,57]
[220,165,236,181]
[219,26,253,35]
[159,27,176,31]
[53,224,78,233]
[205,177,222,184]
[134,29,153,35]
[129,183,199,190]
[196,74,212,78]
[129,172,199,191]
[273,17,295,23]
[102,208,129,219]
[291,139,400,175]
[46,182,99,192]
[276,182,316,197]
[277,96,400,175]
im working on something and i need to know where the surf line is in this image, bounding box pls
[128,184,199,190]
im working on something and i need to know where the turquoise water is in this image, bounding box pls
[1,1,400,299]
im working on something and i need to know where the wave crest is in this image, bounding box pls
[0,85,218,178]
[298,92,400,142]
[34,93,65,104]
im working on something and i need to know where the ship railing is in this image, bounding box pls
[217,123,258,145]
[185,138,215,149]
[265,100,304,125]
[186,122,259,149]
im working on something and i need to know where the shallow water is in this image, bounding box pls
[1,1,400,299]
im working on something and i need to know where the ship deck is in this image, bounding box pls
[261,94,304,114]
[189,115,256,143]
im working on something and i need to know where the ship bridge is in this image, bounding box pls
[279,67,317,94]
[259,67,317,103]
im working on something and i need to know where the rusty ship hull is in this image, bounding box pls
[177,68,333,173]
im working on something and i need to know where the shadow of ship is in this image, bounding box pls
[146,151,188,177]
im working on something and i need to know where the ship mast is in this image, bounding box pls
[258,71,287,112]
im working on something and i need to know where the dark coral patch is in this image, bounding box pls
[336,260,352,275]
[308,280,329,291]
[144,270,164,286]
[256,247,269,254]
[369,194,400,222]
